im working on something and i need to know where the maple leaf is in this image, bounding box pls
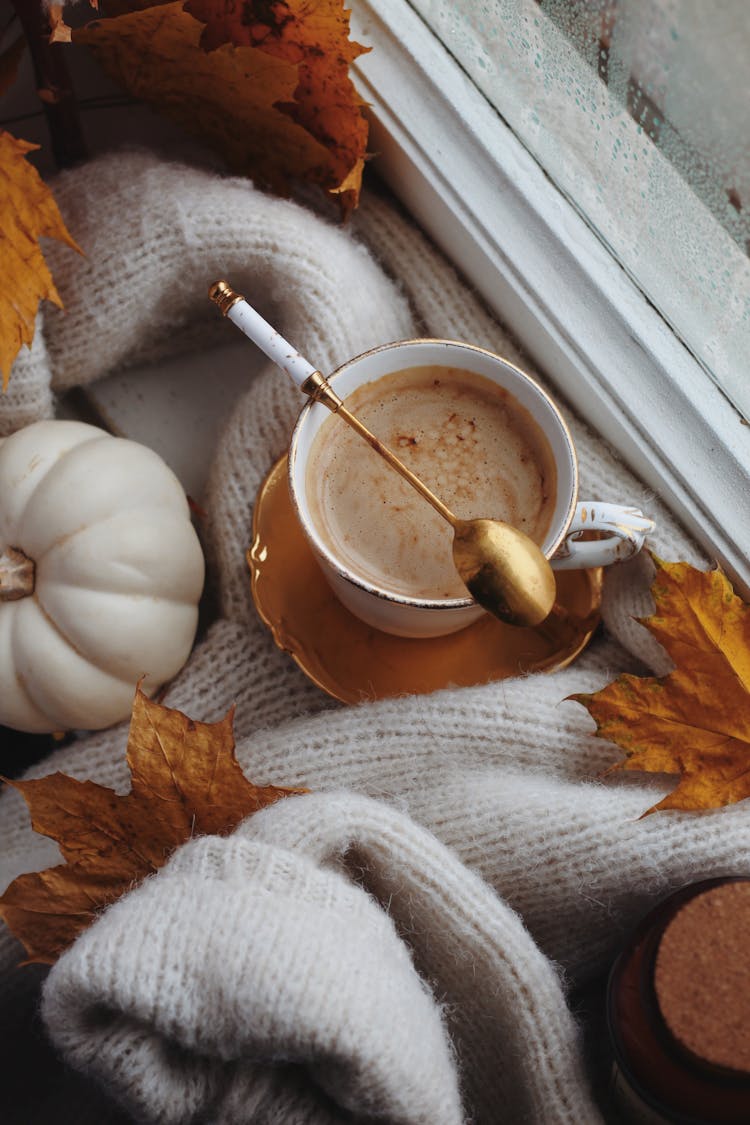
[0,688,306,964]
[69,0,369,212]
[0,130,81,388]
[572,554,750,815]
[46,4,72,44]
[185,0,370,214]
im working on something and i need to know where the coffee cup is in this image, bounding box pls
[288,339,653,638]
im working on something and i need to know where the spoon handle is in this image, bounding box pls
[208,281,317,388]
[336,404,457,528]
[209,280,458,528]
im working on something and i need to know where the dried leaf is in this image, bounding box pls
[572,554,750,815]
[185,0,370,213]
[47,4,72,44]
[0,688,306,963]
[0,130,81,388]
[73,0,368,210]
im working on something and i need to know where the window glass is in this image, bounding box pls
[410,0,750,416]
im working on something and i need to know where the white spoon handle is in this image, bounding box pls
[227,297,317,389]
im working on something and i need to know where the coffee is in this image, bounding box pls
[305,365,557,600]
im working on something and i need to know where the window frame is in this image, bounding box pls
[350,0,750,595]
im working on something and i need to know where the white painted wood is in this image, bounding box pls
[350,0,750,594]
[407,0,750,409]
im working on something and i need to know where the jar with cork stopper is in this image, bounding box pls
[607,876,750,1124]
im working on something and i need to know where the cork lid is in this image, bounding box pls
[654,880,750,1076]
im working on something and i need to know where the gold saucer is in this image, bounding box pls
[247,456,603,704]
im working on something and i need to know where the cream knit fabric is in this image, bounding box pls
[1,150,742,1125]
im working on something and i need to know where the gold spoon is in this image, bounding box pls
[208,280,557,628]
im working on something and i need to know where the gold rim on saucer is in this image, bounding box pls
[247,456,603,704]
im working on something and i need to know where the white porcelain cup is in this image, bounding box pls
[288,339,653,638]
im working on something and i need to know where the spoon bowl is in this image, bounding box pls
[451,518,557,627]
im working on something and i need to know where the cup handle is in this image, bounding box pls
[550,502,655,570]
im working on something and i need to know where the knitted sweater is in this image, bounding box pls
[2,150,744,1125]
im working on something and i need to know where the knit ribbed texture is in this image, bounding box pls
[43,822,465,1125]
[0,315,54,436]
[0,150,734,1125]
[42,794,602,1124]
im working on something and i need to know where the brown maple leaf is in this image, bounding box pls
[67,0,368,212]
[572,554,750,815]
[185,0,370,214]
[0,130,81,388]
[0,688,306,964]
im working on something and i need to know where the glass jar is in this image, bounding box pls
[607,877,750,1124]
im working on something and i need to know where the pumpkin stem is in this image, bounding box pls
[0,546,36,601]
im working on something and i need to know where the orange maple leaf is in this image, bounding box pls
[572,554,750,815]
[0,130,81,389]
[68,0,369,212]
[0,688,306,964]
[185,0,370,214]
[46,4,73,43]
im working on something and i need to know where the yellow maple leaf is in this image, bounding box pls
[0,130,81,389]
[0,687,306,964]
[572,554,750,815]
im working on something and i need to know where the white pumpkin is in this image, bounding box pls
[0,420,205,733]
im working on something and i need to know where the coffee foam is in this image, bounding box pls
[306,365,557,600]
